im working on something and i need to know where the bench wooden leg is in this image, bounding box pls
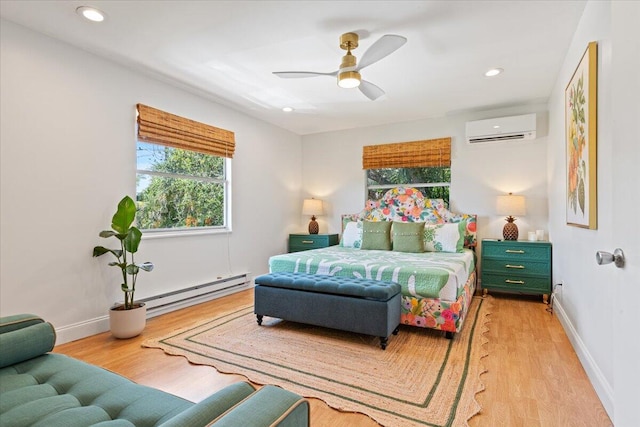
[392,326,399,335]
[256,314,263,326]
[445,331,454,339]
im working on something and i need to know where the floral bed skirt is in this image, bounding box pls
[400,270,477,333]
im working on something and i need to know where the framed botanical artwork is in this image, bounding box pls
[566,41,597,229]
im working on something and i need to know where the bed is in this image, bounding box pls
[268,187,477,338]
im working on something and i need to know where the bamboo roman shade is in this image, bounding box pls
[136,104,235,158]
[362,137,451,169]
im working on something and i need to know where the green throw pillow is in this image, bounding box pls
[392,222,425,253]
[361,220,392,250]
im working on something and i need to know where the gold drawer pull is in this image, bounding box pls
[505,279,525,285]
[505,249,525,254]
[505,264,525,269]
[301,240,314,244]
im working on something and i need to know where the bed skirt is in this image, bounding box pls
[400,270,477,334]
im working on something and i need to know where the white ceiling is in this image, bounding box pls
[0,1,586,135]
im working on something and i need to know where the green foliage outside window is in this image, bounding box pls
[136,142,226,230]
[367,167,450,203]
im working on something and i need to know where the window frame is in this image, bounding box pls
[135,142,232,236]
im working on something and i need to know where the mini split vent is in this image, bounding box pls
[465,113,537,143]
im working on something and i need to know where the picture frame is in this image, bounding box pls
[566,41,597,229]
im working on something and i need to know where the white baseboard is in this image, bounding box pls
[54,283,251,345]
[55,315,110,345]
[553,298,614,419]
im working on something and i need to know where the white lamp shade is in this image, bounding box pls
[302,198,324,216]
[496,194,526,216]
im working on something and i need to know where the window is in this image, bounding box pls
[363,137,451,204]
[136,142,229,230]
[366,167,450,203]
[135,104,235,232]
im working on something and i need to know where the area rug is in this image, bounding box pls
[142,296,491,427]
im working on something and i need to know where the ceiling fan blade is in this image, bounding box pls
[359,80,385,101]
[356,34,407,71]
[273,71,338,78]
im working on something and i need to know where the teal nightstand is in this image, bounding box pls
[481,239,552,303]
[288,234,339,253]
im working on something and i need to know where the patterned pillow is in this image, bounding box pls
[341,221,363,249]
[361,220,392,250]
[392,222,425,253]
[423,221,466,253]
[449,214,477,247]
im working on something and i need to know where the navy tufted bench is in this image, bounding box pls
[254,272,401,349]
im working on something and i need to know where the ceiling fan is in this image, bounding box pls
[273,32,407,101]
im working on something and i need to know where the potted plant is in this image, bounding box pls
[93,196,154,338]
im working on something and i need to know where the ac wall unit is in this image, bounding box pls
[465,113,536,143]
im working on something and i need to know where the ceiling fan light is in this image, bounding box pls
[338,71,361,88]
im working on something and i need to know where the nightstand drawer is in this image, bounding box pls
[482,273,550,293]
[482,241,550,261]
[482,258,550,276]
[289,234,339,253]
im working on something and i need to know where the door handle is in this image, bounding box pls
[596,248,625,268]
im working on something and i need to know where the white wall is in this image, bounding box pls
[0,20,302,342]
[301,106,550,249]
[546,0,615,416]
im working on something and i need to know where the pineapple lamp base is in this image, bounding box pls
[308,216,319,234]
[503,218,519,240]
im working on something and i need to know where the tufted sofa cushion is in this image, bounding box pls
[255,272,400,301]
[1,353,201,426]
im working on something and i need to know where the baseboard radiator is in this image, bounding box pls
[139,272,251,318]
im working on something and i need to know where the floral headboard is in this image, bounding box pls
[342,187,477,248]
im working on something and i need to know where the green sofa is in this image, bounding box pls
[0,314,309,427]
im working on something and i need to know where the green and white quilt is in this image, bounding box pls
[269,246,475,300]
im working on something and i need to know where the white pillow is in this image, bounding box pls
[423,222,465,253]
[341,221,363,249]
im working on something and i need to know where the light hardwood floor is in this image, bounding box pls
[55,290,612,426]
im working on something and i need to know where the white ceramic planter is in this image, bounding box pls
[109,302,146,339]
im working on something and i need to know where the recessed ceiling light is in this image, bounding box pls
[76,6,106,22]
[485,68,503,77]
[282,107,294,112]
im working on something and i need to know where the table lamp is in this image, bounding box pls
[302,198,323,234]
